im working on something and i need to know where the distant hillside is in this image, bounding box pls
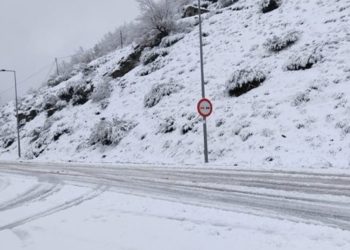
[1,0,350,169]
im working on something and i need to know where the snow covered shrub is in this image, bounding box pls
[139,60,166,76]
[29,128,42,143]
[264,31,299,52]
[42,94,62,117]
[158,117,176,134]
[91,78,113,103]
[53,127,71,141]
[47,74,70,87]
[111,47,143,78]
[335,120,350,137]
[261,0,282,13]
[160,34,185,47]
[218,0,238,8]
[182,5,209,18]
[2,137,15,148]
[58,80,94,105]
[292,91,310,106]
[25,137,47,159]
[225,69,266,97]
[89,118,137,146]
[17,109,39,126]
[181,113,200,134]
[141,49,168,65]
[144,83,184,108]
[42,94,59,111]
[240,130,253,142]
[0,128,15,148]
[25,120,57,159]
[71,83,94,106]
[233,121,251,136]
[285,50,322,71]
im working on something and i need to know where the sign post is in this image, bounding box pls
[197,0,211,163]
[197,98,213,163]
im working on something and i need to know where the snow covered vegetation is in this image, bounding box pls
[261,0,282,13]
[264,31,300,52]
[1,0,350,169]
[225,69,266,97]
[144,82,184,108]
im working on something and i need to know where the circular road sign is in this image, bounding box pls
[197,98,213,118]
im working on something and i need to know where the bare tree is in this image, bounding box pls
[136,0,177,37]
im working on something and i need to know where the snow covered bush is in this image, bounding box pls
[284,50,322,71]
[53,129,70,141]
[218,0,238,8]
[111,47,143,78]
[17,109,39,126]
[144,83,184,108]
[0,128,15,149]
[158,116,176,134]
[292,91,310,106]
[181,113,200,134]
[25,117,60,159]
[140,49,168,65]
[28,128,42,143]
[89,118,137,146]
[71,83,94,106]
[2,137,15,149]
[160,34,185,47]
[225,69,266,97]
[58,80,94,106]
[261,0,282,13]
[47,73,71,87]
[240,130,253,142]
[91,78,113,103]
[264,31,299,52]
[42,94,63,117]
[139,60,166,76]
[42,94,59,111]
[25,136,48,159]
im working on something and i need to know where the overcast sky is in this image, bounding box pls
[0,0,139,104]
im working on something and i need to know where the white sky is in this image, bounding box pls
[0,0,139,104]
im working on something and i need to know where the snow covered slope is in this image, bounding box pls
[1,0,350,169]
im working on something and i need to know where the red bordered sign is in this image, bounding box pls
[197,98,213,118]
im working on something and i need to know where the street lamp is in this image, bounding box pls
[0,69,21,158]
[197,0,209,163]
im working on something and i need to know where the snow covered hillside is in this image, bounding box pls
[1,0,350,169]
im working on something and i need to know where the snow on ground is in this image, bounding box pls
[1,0,350,169]
[1,173,350,250]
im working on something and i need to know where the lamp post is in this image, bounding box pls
[0,69,21,158]
[197,0,209,163]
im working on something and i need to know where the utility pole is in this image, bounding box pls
[120,30,124,49]
[197,0,209,163]
[0,69,21,158]
[55,58,60,76]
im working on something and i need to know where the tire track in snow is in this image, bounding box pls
[0,185,108,231]
[0,183,62,212]
[0,176,10,194]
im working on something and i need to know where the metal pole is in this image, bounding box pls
[120,30,124,49]
[13,71,21,158]
[55,58,60,76]
[1,69,21,158]
[198,0,209,163]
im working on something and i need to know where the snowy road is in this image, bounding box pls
[1,162,350,250]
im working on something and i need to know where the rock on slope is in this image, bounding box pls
[1,0,350,169]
